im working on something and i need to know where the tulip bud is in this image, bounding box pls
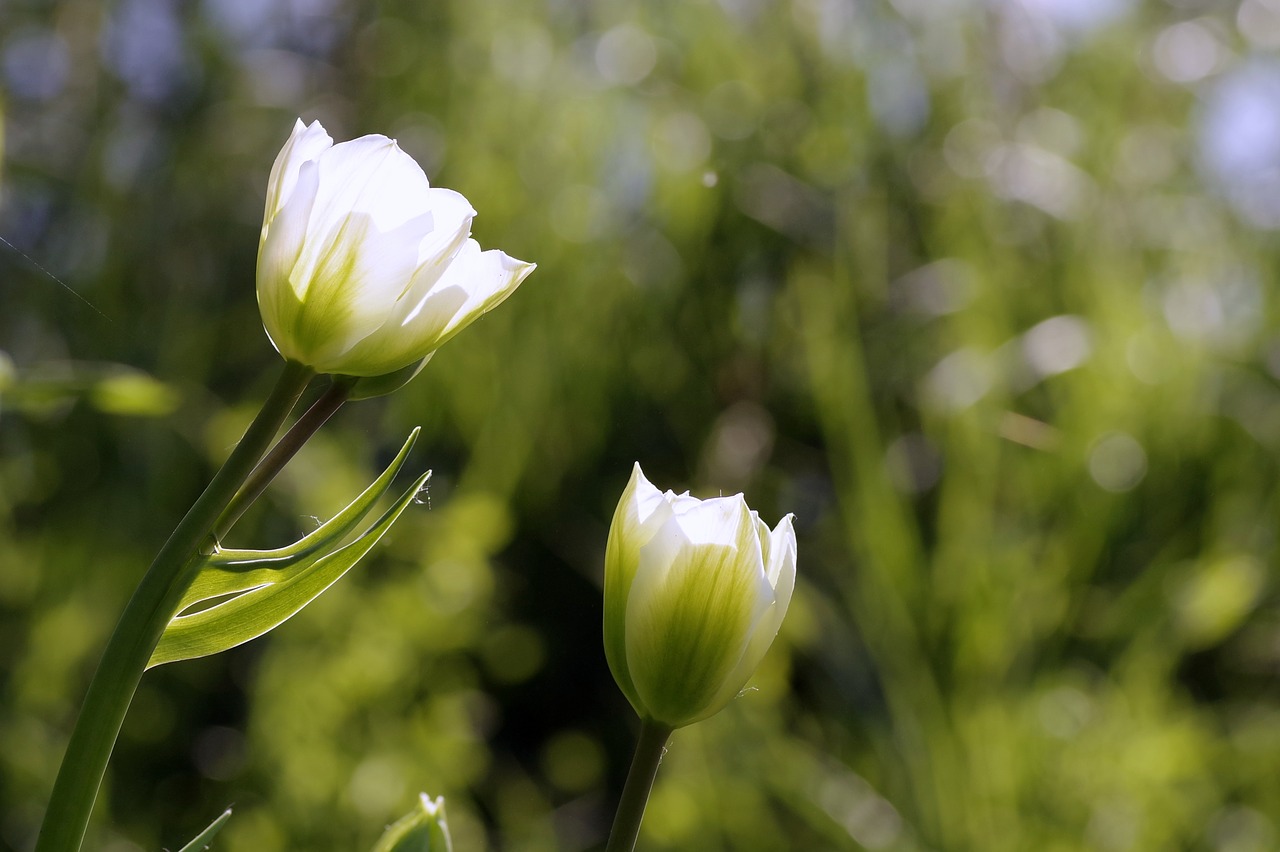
[603,463,796,729]
[257,119,535,379]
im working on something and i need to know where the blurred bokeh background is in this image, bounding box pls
[3,0,1280,849]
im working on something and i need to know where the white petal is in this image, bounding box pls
[626,514,695,613]
[624,509,765,726]
[666,490,703,514]
[612,463,675,570]
[257,158,321,361]
[390,190,476,306]
[766,514,797,599]
[263,119,331,230]
[311,135,436,231]
[332,283,467,377]
[698,514,796,720]
[632,466,675,531]
[603,462,672,715]
[672,494,752,548]
[438,247,535,338]
[285,209,432,373]
[414,188,477,267]
[403,240,535,349]
[698,607,777,721]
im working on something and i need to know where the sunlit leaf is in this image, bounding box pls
[148,429,428,668]
[172,428,422,614]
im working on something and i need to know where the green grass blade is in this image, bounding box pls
[175,807,233,852]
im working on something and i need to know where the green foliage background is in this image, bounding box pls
[3,0,1280,850]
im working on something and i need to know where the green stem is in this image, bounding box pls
[605,720,673,852]
[35,360,314,852]
[213,376,354,543]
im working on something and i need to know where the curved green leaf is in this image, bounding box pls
[171,428,421,615]
[147,429,429,669]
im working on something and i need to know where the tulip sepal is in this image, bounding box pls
[346,356,432,401]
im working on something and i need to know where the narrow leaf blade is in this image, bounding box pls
[170,428,421,615]
[176,807,233,852]
[148,470,429,668]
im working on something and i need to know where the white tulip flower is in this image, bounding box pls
[604,463,796,729]
[257,119,535,378]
